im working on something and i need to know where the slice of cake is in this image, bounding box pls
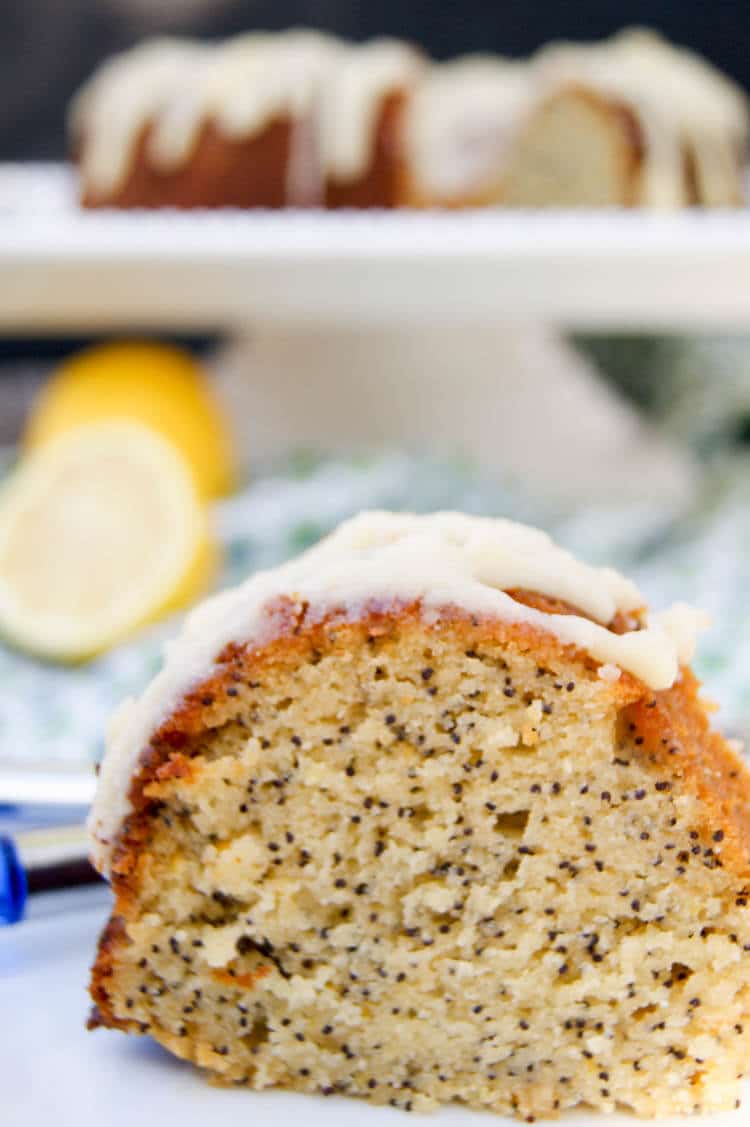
[72,31,340,209]
[88,511,750,1119]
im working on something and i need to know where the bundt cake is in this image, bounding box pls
[72,27,747,211]
[88,511,750,1119]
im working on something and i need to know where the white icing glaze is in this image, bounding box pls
[619,29,747,206]
[404,56,533,200]
[88,510,709,875]
[533,28,748,207]
[150,31,340,168]
[70,38,209,197]
[319,38,425,183]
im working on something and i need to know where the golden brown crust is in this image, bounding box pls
[80,118,294,209]
[88,914,134,1031]
[682,138,746,207]
[625,669,750,875]
[505,587,644,634]
[325,92,408,208]
[605,95,646,205]
[89,596,749,1034]
[682,144,702,206]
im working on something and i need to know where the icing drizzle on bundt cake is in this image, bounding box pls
[320,38,424,184]
[70,38,209,198]
[89,511,706,873]
[71,31,340,202]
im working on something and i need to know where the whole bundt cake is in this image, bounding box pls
[72,28,747,211]
[88,511,750,1119]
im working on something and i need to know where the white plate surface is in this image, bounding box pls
[2,164,750,330]
[0,891,746,1127]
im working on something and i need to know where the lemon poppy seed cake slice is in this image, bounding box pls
[88,512,750,1119]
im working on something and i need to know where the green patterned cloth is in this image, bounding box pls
[0,444,748,775]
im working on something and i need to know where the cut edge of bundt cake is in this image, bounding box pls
[87,511,750,1119]
[529,27,748,209]
[499,84,646,208]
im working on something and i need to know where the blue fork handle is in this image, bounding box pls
[0,836,27,924]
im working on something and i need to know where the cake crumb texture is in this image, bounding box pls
[90,604,750,1119]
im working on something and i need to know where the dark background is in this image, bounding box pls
[4,1,748,160]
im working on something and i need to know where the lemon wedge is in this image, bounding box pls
[24,341,237,501]
[0,421,217,662]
